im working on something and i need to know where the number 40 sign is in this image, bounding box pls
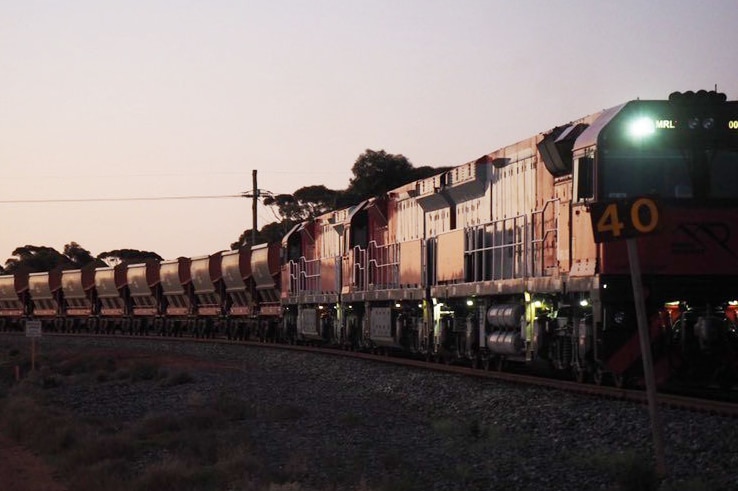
[589,197,662,243]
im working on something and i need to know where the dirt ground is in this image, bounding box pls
[0,433,67,491]
[0,347,209,491]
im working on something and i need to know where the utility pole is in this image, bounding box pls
[252,169,258,246]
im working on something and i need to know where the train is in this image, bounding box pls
[2,90,737,389]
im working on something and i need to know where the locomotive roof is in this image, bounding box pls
[572,103,625,152]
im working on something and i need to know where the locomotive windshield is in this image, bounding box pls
[598,97,738,203]
[601,147,738,201]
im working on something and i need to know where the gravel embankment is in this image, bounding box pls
[4,334,738,490]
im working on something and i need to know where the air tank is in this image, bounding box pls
[486,331,524,355]
[486,304,525,328]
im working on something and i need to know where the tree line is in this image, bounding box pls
[2,149,449,274]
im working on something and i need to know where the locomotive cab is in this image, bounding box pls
[568,91,738,386]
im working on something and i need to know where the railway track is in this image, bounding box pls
[6,330,737,418]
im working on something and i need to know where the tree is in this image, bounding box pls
[3,245,71,273]
[347,149,414,201]
[64,242,102,268]
[264,186,339,222]
[230,221,297,250]
[230,149,450,249]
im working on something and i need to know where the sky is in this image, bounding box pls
[1,1,737,263]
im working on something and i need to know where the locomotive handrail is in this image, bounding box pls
[530,198,560,277]
[464,213,528,282]
[288,256,321,294]
[367,241,400,290]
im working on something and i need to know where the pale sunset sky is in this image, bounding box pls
[1,1,737,262]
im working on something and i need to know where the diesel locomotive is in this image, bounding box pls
[2,90,737,388]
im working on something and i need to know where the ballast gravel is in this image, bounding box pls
[6,334,738,491]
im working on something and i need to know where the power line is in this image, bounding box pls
[0,194,244,204]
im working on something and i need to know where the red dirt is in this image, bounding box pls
[0,434,67,491]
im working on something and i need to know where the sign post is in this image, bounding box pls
[590,197,666,477]
[25,319,42,372]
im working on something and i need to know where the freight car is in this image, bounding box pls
[1,90,736,389]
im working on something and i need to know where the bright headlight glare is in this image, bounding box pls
[629,117,655,138]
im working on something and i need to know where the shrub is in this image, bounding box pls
[159,370,194,387]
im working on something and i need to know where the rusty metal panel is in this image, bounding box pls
[29,271,57,301]
[61,267,95,314]
[160,258,191,295]
[253,241,282,301]
[222,248,251,291]
[399,239,423,287]
[425,208,452,238]
[190,255,218,294]
[62,270,86,300]
[490,138,540,223]
[570,203,597,276]
[341,251,354,294]
[95,267,121,299]
[316,219,341,260]
[456,194,491,229]
[127,263,155,297]
[436,229,465,283]
[319,256,339,294]
[28,270,59,315]
[387,181,421,244]
[0,273,26,301]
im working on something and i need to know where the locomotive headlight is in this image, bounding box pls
[688,117,700,130]
[628,117,655,138]
[702,117,715,130]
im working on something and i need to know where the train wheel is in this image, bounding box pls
[613,373,626,388]
[481,356,491,371]
[572,365,586,383]
[593,368,604,386]
[495,356,506,372]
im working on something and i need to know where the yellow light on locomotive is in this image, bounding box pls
[629,117,656,138]
[533,300,542,308]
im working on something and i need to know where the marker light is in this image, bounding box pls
[629,117,655,138]
[466,299,474,306]
[579,299,590,307]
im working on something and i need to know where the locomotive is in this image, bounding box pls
[2,90,737,389]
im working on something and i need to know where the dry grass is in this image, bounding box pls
[0,343,381,491]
